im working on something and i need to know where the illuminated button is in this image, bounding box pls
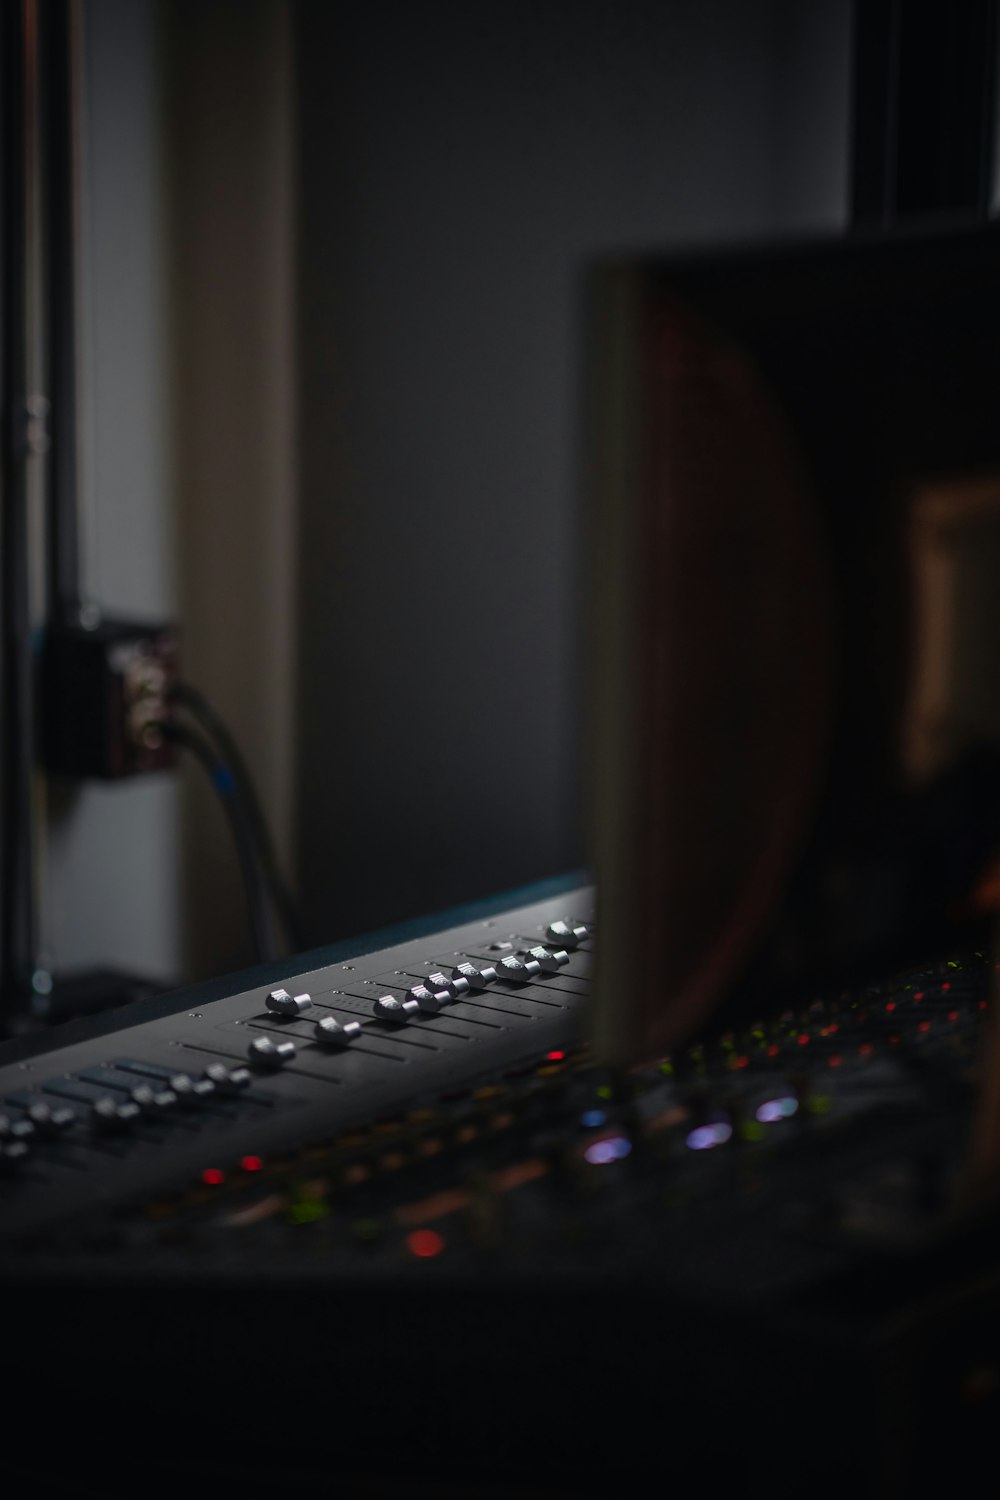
[496,955,541,984]
[522,945,569,972]
[408,984,450,1014]
[315,1015,363,1047]
[248,1036,296,1069]
[266,989,312,1017]
[545,920,589,949]
[426,970,470,1000]
[372,994,420,1024]
[452,961,498,990]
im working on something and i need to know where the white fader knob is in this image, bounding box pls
[522,945,570,973]
[314,1015,363,1047]
[545,920,590,949]
[249,1036,296,1068]
[372,994,420,1024]
[266,989,312,1017]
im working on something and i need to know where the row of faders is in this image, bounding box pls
[247,921,593,1068]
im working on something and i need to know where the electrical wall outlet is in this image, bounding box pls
[41,618,180,779]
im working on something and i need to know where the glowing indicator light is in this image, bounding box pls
[585,1135,633,1165]
[941,983,951,992]
[596,1085,613,1100]
[828,1054,842,1068]
[767,1044,780,1057]
[732,1055,750,1070]
[685,1122,732,1151]
[918,1020,930,1033]
[913,992,925,1001]
[859,1042,874,1057]
[546,1050,566,1062]
[580,1109,607,1128]
[756,1097,798,1124]
[885,1002,897,1013]
[408,1228,445,1258]
[201,1168,225,1186]
[288,1199,327,1225]
[797,1034,810,1046]
[948,1010,959,1022]
[240,1155,263,1173]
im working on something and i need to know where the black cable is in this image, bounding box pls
[169,682,304,950]
[163,720,277,965]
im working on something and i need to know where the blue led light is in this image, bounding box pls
[685,1122,733,1151]
[580,1109,607,1129]
[584,1135,632,1165]
[755,1096,798,1124]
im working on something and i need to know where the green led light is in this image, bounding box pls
[596,1085,613,1100]
[288,1199,327,1225]
[658,1062,674,1076]
[807,1095,831,1115]
[739,1122,766,1143]
[948,961,960,969]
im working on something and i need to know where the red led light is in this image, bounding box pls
[407,1228,445,1259]
[797,1034,810,1046]
[913,992,925,1001]
[885,1002,896,1013]
[859,1043,874,1057]
[241,1155,263,1173]
[828,1055,842,1069]
[767,1043,780,1057]
[201,1168,225,1186]
[733,1055,750,1070]
[948,1010,958,1022]
[546,1050,565,1061]
[918,1021,930,1033]
[941,982,951,992]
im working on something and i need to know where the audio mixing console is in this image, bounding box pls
[1,876,998,1497]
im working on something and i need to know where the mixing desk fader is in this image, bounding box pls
[2,874,999,1498]
[0,877,595,1246]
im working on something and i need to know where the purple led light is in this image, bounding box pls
[755,1096,798,1124]
[685,1122,732,1151]
[584,1135,632,1166]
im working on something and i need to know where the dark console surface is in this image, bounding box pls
[0,878,996,1497]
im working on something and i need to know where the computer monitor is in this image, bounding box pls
[589,223,1000,1062]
